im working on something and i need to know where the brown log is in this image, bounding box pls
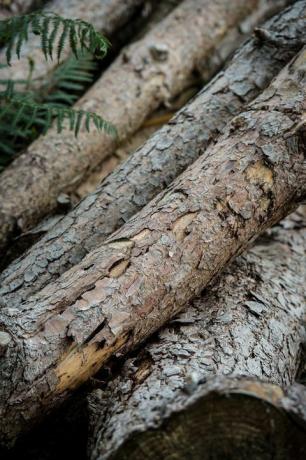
[0,0,264,251]
[90,377,306,460]
[0,46,306,445]
[1,0,303,305]
[87,208,306,459]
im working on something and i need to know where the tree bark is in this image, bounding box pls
[89,377,306,460]
[0,0,263,252]
[0,46,306,445]
[1,0,303,305]
[87,208,306,459]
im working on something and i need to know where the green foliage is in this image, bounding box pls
[0,11,115,170]
[0,11,110,65]
[41,53,99,106]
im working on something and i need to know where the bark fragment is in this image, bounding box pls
[87,208,306,459]
[0,0,263,251]
[1,0,304,304]
[0,46,306,445]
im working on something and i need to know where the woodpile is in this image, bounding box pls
[88,208,306,459]
[0,1,305,459]
[0,0,272,252]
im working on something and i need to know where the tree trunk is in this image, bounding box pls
[0,46,306,446]
[1,0,304,305]
[90,377,306,460]
[87,208,306,459]
[0,0,263,252]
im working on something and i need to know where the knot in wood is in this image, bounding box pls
[149,43,169,62]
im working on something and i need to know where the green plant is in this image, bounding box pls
[0,11,115,169]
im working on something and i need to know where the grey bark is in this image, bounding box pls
[87,208,306,460]
[90,377,306,460]
[0,46,306,446]
[1,0,303,306]
[0,0,264,251]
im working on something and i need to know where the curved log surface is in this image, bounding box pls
[1,0,304,306]
[0,0,261,251]
[0,46,305,445]
[90,377,306,460]
[88,208,306,459]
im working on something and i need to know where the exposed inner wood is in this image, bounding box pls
[1,0,304,305]
[88,208,306,459]
[0,45,305,446]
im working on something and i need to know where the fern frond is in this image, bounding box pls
[0,52,105,165]
[0,11,110,65]
[40,52,98,106]
[0,93,115,170]
[0,91,115,139]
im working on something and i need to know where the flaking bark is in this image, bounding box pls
[0,0,262,251]
[90,377,306,460]
[0,46,306,445]
[87,209,306,459]
[1,0,303,306]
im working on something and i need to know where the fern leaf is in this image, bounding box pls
[69,21,78,59]
[41,15,51,61]
[74,109,84,136]
[48,15,61,59]
[41,53,97,106]
[0,92,115,138]
[57,19,69,62]
[16,15,29,59]
[0,11,110,65]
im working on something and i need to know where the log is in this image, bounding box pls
[89,377,306,460]
[1,0,304,305]
[0,0,264,252]
[87,208,306,459]
[0,45,306,445]
[0,0,146,81]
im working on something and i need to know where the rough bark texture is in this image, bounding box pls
[87,208,306,459]
[0,46,306,445]
[0,0,262,251]
[90,377,306,460]
[1,0,303,305]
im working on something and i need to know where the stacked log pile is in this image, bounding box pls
[0,0,282,252]
[0,1,305,459]
[88,208,306,459]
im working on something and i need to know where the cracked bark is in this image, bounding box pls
[1,0,303,305]
[89,377,306,460]
[87,209,306,460]
[0,0,263,251]
[0,46,306,446]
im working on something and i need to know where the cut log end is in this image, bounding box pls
[90,378,306,460]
